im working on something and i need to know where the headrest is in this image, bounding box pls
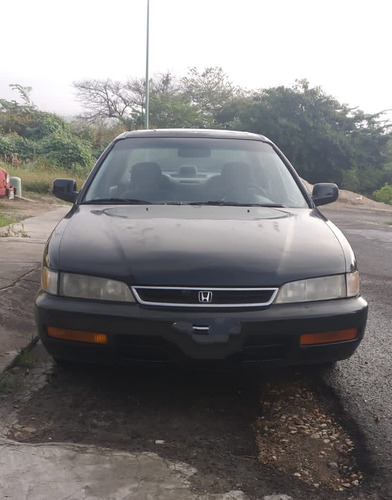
[131,162,162,187]
[221,162,252,182]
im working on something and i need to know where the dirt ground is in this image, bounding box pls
[301,179,392,212]
[0,194,67,222]
[0,344,376,499]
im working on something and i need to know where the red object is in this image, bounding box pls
[0,167,15,198]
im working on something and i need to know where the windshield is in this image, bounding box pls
[83,137,308,208]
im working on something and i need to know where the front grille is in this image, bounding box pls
[115,335,186,363]
[114,334,291,364]
[241,335,292,362]
[131,286,278,308]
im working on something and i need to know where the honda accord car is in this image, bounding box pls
[35,129,368,367]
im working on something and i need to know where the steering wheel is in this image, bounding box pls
[222,184,268,199]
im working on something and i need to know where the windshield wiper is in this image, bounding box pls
[84,198,152,205]
[189,201,249,206]
[254,203,286,208]
[189,201,286,208]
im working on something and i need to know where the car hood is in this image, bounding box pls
[49,205,353,287]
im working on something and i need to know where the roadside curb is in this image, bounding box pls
[0,336,39,376]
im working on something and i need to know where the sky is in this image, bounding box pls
[1,0,391,119]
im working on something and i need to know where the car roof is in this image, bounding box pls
[116,128,271,142]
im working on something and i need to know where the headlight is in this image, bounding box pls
[346,271,360,297]
[275,272,359,304]
[60,273,135,302]
[41,268,135,302]
[41,267,59,295]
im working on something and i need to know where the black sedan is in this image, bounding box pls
[35,129,368,367]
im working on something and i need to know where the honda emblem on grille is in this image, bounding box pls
[198,290,213,303]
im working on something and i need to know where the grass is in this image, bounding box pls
[0,373,21,393]
[2,160,89,195]
[0,345,42,393]
[0,213,16,228]
[13,348,40,369]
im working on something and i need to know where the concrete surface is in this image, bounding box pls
[0,206,249,500]
[0,206,69,372]
[0,438,247,500]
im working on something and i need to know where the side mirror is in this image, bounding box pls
[53,178,79,203]
[312,183,338,206]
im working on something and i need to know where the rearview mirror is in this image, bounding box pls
[53,178,79,203]
[178,147,211,158]
[312,183,339,206]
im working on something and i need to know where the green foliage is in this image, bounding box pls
[341,169,361,192]
[0,134,38,161]
[39,132,93,169]
[0,212,16,228]
[373,184,392,205]
[13,349,39,368]
[28,113,67,140]
[0,134,13,157]
[0,373,20,393]
[0,85,94,170]
[180,67,243,128]
[233,81,352,182]
[2,74,392,198]
[70,119,126,159]
[3,160,89,195]
[150,92,200,128]
[230,80,392,194]
[73,69,244,130]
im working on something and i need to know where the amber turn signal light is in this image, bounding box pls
[300,328,358,346]
[47,326,108,344]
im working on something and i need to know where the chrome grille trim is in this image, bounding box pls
[131,286,279,308]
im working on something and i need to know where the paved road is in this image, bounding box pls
[321,207,392,488]
[0,206,69,372]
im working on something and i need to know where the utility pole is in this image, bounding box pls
[144,0,150,129]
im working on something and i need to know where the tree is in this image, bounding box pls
[73,78,143,129]
[232,80,392,192]
[148,73,201,128]
[70,73,392,194]
[70,118,127,159]
[0,84,37,136]
[180,67,243,128]
[73,68,243,130]
[0,84,94,169]
[373,183,392,205]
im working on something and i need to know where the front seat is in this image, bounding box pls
[122,162,173,201]
[205,161,253,200]
[220,162,253,187]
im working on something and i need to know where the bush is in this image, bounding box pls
[37,132,94,169]
[0,135,13,157]
[0,131,94,170]
[373,184,392,205]
[27,113,67,140]
[0,134,40,161]
[341,168,361,193]
[4,160,89,195]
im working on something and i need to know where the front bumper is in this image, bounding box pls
[35,292,368,366]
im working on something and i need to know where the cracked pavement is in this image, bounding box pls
[0,205,250,500]
[0,438,249,499]
[0,206,69,371]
